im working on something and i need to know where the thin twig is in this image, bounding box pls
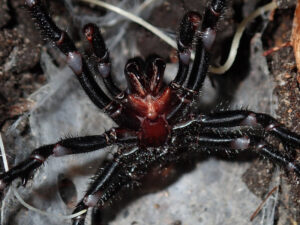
[80,0,177,49]
[210,1,277,74]
[250,186,279,221]
[80,0,277,74]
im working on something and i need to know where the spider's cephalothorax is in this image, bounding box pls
[0,0,300,224]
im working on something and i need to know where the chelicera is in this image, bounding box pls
[0,0,300,224]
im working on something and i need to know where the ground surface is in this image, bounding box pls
[0,0,299,225]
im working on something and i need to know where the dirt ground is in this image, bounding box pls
[0,0,299,224]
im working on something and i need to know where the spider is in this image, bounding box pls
[0,0,300,224]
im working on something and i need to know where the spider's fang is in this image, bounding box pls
[125,58,146,96]
[147,56,166,95]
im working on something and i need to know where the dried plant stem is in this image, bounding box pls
[80,0,277,74]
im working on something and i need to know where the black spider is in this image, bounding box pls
[0,0,300,224]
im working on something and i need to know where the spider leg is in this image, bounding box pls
[186,0,226,92]
[72,154,129,225]
[0,129,138,191]
[167,1,226,122]
[24,0,139,129]
[83,23,122,97]
[72,147,156,225]
[167,12,201,122]
[174,132,300,176]
[25,0,111,109]
[195,110,300,147]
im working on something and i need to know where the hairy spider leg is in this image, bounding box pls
[83,23,122,97]
[167,0,226,123]
[72,147,159,225]
[171,127,300,176]
[186,0,226,92]
[73,162,126,224]
[3,1,298,225]
[165,12,202,123]
[72,149,131,225]
[25,0,112,109]
[24,0,143,130]
[195,110,300,147]
[0,129,138,191]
